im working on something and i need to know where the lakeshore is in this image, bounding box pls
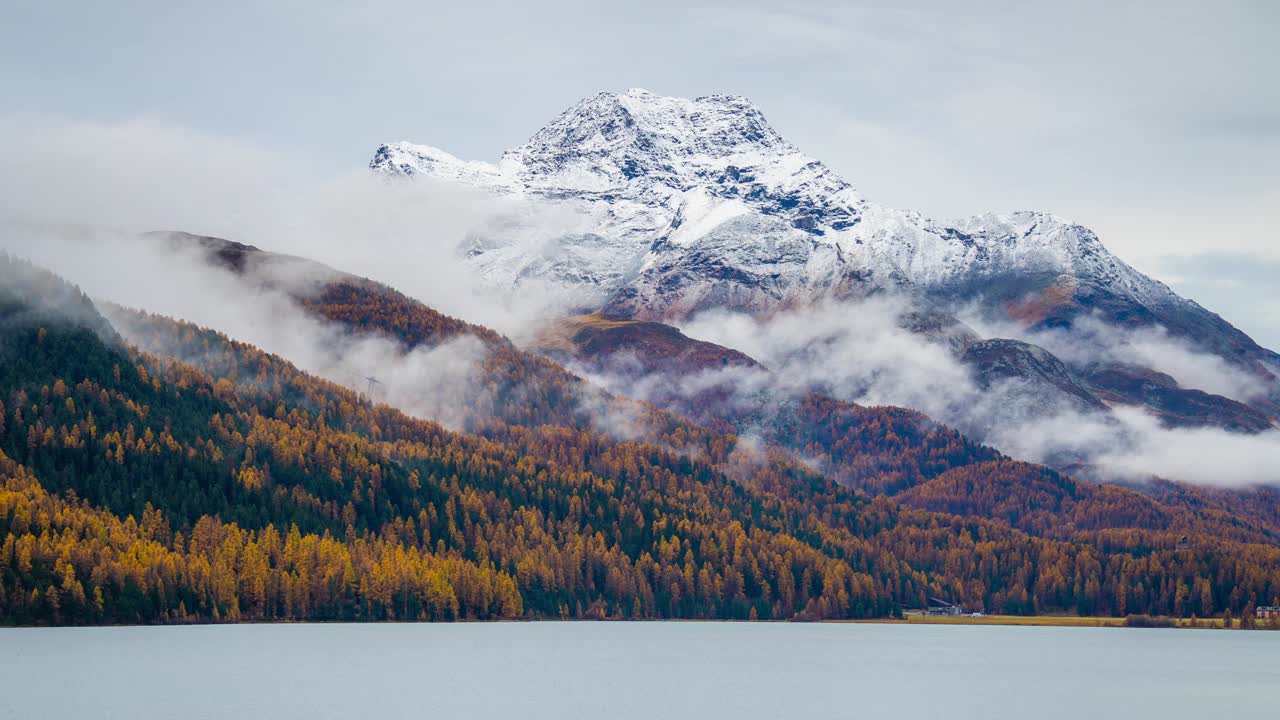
[846,614,1265,629]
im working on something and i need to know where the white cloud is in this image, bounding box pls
[0,116,589,430]
[0,113,592,339]
[1097,406,1280,487]
[674,296,1280,487]
[2,227,492,430]
[962,312,1268,403]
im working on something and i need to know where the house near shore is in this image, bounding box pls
[926,597,963,616]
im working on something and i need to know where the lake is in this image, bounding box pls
[1,622,1276,719]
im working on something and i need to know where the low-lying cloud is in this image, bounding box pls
[963,311,1269,404]
[0,113,594,340]
[0,113,607,430]
[1,229,492,430]
[1095,406,1280,487]
[673,297,1280,487]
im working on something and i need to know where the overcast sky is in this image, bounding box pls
[2,0,1277,345]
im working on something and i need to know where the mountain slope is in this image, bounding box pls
[157,235,1280,545]
[372,88,1279,433]
[164,235,1280,516]
[0,255,887,622]
[8,251,1280,624]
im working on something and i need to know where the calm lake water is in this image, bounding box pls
[1,622,1276,719]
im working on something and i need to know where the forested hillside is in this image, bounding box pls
[3,252,1280,625]
[250,239,1280,543]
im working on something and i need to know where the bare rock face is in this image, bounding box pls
[961,338,1109,415]
[1084,363,1274,433]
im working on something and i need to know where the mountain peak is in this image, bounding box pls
[499,89,797,191]
[368,90,1182,313]
[372,89,861,230]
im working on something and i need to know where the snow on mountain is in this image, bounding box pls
[370,88,1280,436]
[371,88,1186,322]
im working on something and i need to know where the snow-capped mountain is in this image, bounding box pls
[372,89,1279,427]
[372,89,862,231]
[371,88,1181,318]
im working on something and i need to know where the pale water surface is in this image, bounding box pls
[1,622,1276,719]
